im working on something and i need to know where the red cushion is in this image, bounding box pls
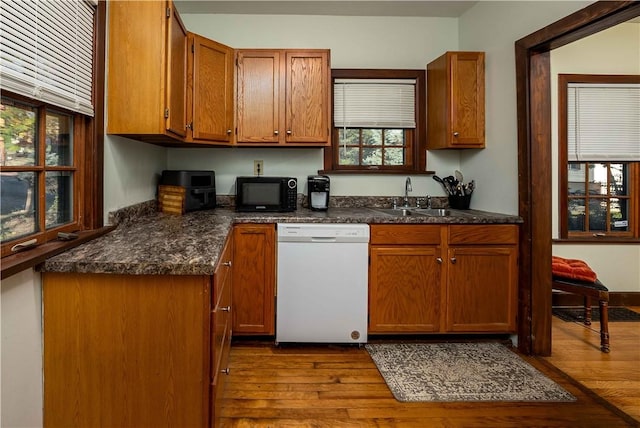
[552,256,597,283]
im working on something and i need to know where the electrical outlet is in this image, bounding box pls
[253,160,264,176]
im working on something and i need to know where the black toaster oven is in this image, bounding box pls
[160,170,216,212]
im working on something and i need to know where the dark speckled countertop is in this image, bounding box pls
[39,206,521,276]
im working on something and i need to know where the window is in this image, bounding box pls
[1,96,79,249]
[0,1,105,263]
[323,69,426,173]
[558,74,640,240]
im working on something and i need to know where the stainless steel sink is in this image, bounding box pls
[411,208,451,216]
[372,208,414,217]
[371,208,451,217]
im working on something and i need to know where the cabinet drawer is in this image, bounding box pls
[449,225,518,245]
[213,237,233,307]
[370,225,442,245]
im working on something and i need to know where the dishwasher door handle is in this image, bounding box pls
[310,237,337,242]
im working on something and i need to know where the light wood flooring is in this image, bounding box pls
[219,310,640,427]
[544,306,640,423]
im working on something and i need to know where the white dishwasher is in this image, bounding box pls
[276,223,369,344]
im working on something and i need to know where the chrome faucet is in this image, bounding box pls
[403,177,412,207]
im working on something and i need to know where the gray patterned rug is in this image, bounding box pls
[366,342,576,402]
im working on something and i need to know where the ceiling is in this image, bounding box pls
[174,1,479,17]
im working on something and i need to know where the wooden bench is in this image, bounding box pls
[552,276,610,353]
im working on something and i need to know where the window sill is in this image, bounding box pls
[1,226,115,280]
[318,169,436,175]
[553,237,640,245]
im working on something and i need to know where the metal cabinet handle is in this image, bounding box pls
[453,132,459,137]
[436,257,443,264]
[274,130,279,135]
[286,130,292,135]
[221,368,230,375]
[220,306,231,312]
[223,261,232,267]
[450,257,457,264]
[226,129,232,135]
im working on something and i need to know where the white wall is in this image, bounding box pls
[550,22,640,292]
[103,135,167,221]
[1,269,43,428]
[457,1,592,214]
[101,0,169,223]
[171,13,462,201]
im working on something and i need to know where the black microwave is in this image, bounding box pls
[235,176,297,212]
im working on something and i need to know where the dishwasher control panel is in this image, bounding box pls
[278,223,370,242]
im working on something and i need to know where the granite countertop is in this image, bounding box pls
[39,206,522,276]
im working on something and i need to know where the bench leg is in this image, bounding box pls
[599,300,610,353]
[583,296,592,325]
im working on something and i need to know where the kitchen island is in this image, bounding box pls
[38,204,521,428]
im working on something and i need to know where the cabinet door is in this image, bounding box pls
[445,246,517,332]
[369,246,442,333]
[165,2,188,138]
[236,51,282,144]
[107,1,166,135]
[232,224,276,334]
[427,51,484,149]
[190,35,234,143]
[449,51,484,147]
[285,50,330,145]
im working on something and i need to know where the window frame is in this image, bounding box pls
[0,1,106,276]
[1,95,83,254]
[558,73,640,242]
[322,69,429,174]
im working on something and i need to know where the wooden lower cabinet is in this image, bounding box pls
[369,246,442,333]
[445,225,518,332]
[232,224,276,335]
[42,237,233,428]
[369,224,518,334]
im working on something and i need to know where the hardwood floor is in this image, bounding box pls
[219,311,640,427]
[544,306,640,423]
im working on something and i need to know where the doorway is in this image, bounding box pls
[515,1,640,355]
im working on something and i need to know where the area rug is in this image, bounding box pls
[365,342,576,402]
[553,306,640,323]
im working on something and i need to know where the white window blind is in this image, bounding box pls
[334,79,416,128]
[567,83,640,161]
[0,0,96,116]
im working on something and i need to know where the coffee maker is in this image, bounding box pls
[307,175,330,211]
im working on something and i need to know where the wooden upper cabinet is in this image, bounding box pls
[166,5,188,139]
[285,51,330,144]
[107,1,188,143]
[236,50,281,144]
[236,49,331,146]
[427,51,485,149]
[187,33,235,144]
